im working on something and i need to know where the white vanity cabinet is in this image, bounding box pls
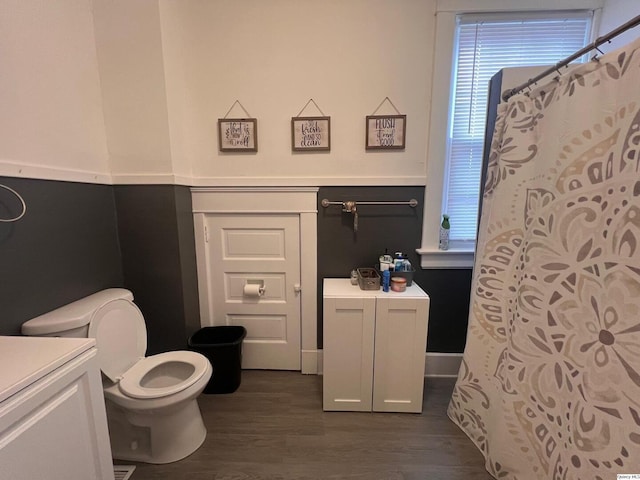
[323,279,430,413]
[0,336,114,480]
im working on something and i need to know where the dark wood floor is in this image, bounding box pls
[127,371,493,480]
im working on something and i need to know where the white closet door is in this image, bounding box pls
[205,214,301,370]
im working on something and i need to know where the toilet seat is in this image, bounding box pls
[118,351,210,399]
[88,298,211,401]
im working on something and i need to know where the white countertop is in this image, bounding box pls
[323,278,429,298]
[0,336,95,403]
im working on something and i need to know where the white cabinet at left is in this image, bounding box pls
[0,336,114,480]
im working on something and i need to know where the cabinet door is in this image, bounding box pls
[372,296,429,413]
[0,350,114,480]
[323,296,375,411]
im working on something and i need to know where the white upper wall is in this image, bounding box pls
[2,0,638,186]
[0,0,110,183]
[92,0,175,182]
[157,1,195,183]
[599,0,640,51]
[155,0,435,186]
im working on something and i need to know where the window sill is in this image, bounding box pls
[416,247,475,269]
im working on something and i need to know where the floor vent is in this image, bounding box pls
[114,465,136,480]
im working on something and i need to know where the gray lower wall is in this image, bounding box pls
[113,185,201,354]
[1,179,472,354]
[0,178,200,354]
[414,268,473,352]
[317,186,472,353]
[0,176,123,335]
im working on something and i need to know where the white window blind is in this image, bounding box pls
[444,12,592,242]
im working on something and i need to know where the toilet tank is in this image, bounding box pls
[21,288,135,338]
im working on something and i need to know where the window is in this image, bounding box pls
[419,3,599,269]
[444,12,593,242]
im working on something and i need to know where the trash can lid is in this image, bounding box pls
[189,326,247,347]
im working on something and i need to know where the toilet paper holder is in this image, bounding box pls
[244,279,265,297]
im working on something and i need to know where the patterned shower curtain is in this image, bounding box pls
[448,36,640,480]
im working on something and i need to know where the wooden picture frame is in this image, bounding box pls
[365,115,406,150]
[291,116,331,152]
[218,118,258,152]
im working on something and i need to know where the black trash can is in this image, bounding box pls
[188,326,247,394]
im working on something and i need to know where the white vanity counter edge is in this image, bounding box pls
[0,336,95,403]
[323,278,429,298]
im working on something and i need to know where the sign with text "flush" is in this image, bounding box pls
[365,115,406,150]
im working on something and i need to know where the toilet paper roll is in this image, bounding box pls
[243,283,263,297]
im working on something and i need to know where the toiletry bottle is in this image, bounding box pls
[393,252,405,272]
[439,214,450,250]
[379,248,392,271]
[382,269,390,292]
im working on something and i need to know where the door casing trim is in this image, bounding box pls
[192,187,319,373]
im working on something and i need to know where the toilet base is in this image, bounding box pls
[105,398,207,464]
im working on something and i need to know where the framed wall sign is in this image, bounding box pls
[291,116,331,152]
[365,114,406,150]
[218,118,258,152]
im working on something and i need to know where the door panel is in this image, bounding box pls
[223,273,287,302]
[225,314,287,341]
[206,214,301,370]
[223,228,286,259]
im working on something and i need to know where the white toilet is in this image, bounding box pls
[21,288,213,464]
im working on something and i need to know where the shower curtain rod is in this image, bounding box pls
[502,14,640,101]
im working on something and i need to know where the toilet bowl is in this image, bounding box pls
[21,288,213,464]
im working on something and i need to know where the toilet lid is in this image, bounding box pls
[88,299,147,383]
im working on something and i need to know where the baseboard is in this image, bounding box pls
[424,352,462,378]
[313,350,462,377]
[301,349,319,374]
